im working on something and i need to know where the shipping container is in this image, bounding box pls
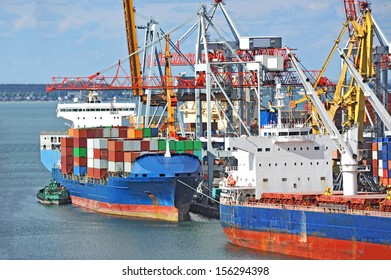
[74,147,87,157]
[108,139,124,151]
[93,138,108,149]
[108,161,124,172]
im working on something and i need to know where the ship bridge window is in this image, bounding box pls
[320,176,326,181]
[257,148,262,152]
[314,146,320,150]
[265,148,270,152]
[278,132,288,136]
[301,131,308,135]
[289,131,300,136]
[263,178,268,182]
[282,178,287,182]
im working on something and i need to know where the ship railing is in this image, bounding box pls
[221,201,391,218]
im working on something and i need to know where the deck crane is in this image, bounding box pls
[287,48,362,196]
[339,48,391,132]
[163,34,178,139]
[122,0,143,100]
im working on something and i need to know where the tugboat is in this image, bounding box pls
[37,179,71,205]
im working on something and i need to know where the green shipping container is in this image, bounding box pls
[184,140,194,151]
[143,128,151,138]
[169,140,176,151]
[158,140,166,151]
[176,141,185,152]
[193,140,202,150]
[74,147,87,157]
[212,188,222,200]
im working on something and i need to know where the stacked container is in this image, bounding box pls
[108,139,124,174]
[60,126,203,178]
[372,137,391,185]
[87,138,109,179]
[61,137,74,174]
[73,129,87,176]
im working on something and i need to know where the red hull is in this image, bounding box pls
[223,227,391,260]
[71,196,179,222]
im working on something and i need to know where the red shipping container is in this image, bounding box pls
[88,167,95,178]
[373,168,378,177]
[61,137,74,148]
[86,129,96,138]
[73,137,87,148]
[73,128,87,138]
[61,155,74,165]
[119,128,128,138]
[383,169,388,178]
[94,168,108,179]
[108,139,123,151]
[94,149,108,159]
[61,164,73,174]
[108,151,124,162]
[185,150,193,154]
[372,159,378,168]
[74,157,87,166]
[141,140,150,151]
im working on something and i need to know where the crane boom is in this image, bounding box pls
[123,0,143,98]
[287,47,360,196]
[338,48,391,132]
[286,49,354,158]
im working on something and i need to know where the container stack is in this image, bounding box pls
[61,137,74,174]
[60,126,203,178]
[87,138,109,179]
[73,129,87,176]
[372,138,391,186]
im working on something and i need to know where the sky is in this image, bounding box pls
[0,0,390,84]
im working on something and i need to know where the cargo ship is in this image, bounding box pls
[219,80,391,259]
[40,92,203,222]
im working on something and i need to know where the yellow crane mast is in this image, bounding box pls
[123,0,143,99]
[163,34,178,139]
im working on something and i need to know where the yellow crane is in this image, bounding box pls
[123,0,143,99]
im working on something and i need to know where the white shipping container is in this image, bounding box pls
[108,161,124,172]
[149,139,158,151]
[94,159,108,169]
[103,128,111,138]
[124,162,132,173]
[378,142,382,151]
[87,158,94,168]
[87,148,94,159]
[111,128,119,138]
[87,138,94,149]
[379,159,383,168]
[93,138,108,149]
[372,150,378,160]
[123,140,141,151]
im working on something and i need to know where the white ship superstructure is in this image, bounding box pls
[57,91,136,128]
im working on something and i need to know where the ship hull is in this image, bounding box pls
[53,168,200,222]
[220,203,391,259]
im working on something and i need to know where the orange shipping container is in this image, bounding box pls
[74,157,87,166]
[372,142,378,151]
[108,139,124,151]
[124,151,140,163]
[88,167,95,178]
[127,127,143,139]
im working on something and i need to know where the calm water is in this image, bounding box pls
[0,101,294,260]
